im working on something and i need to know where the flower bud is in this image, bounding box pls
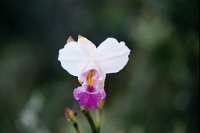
[64,107,77,123]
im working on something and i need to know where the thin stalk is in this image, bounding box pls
[95,99,105,133]
[95,109,102,133]
[79,106,96,133]
[73,122,82,133]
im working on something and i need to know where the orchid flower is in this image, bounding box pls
[58,35,130,108]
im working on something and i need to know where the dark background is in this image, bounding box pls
[0,0,199,133]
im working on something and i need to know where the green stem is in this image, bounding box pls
[73,122,82,133]
[95,109,102,133]
[95,99,105,133]
[79,106,96,133]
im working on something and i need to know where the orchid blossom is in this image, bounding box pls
[58,35,130,108]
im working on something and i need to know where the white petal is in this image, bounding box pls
[96,38,130,73]
[78,36,96,57]
[58,42,89,76]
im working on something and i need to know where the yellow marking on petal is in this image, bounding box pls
[86,69,96,86]
[78,35,83,39]
[66,36,74,43]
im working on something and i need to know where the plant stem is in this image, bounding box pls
[95,109,102,133]
[73,122,82,133]
[79,106,96,133]
[95,99,105,133]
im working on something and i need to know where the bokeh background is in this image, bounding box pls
[0,0,199,133]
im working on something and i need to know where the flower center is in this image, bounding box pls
[86,69,96,86]
[86,86,96,93]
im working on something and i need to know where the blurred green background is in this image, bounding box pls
[0,0,199,133]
